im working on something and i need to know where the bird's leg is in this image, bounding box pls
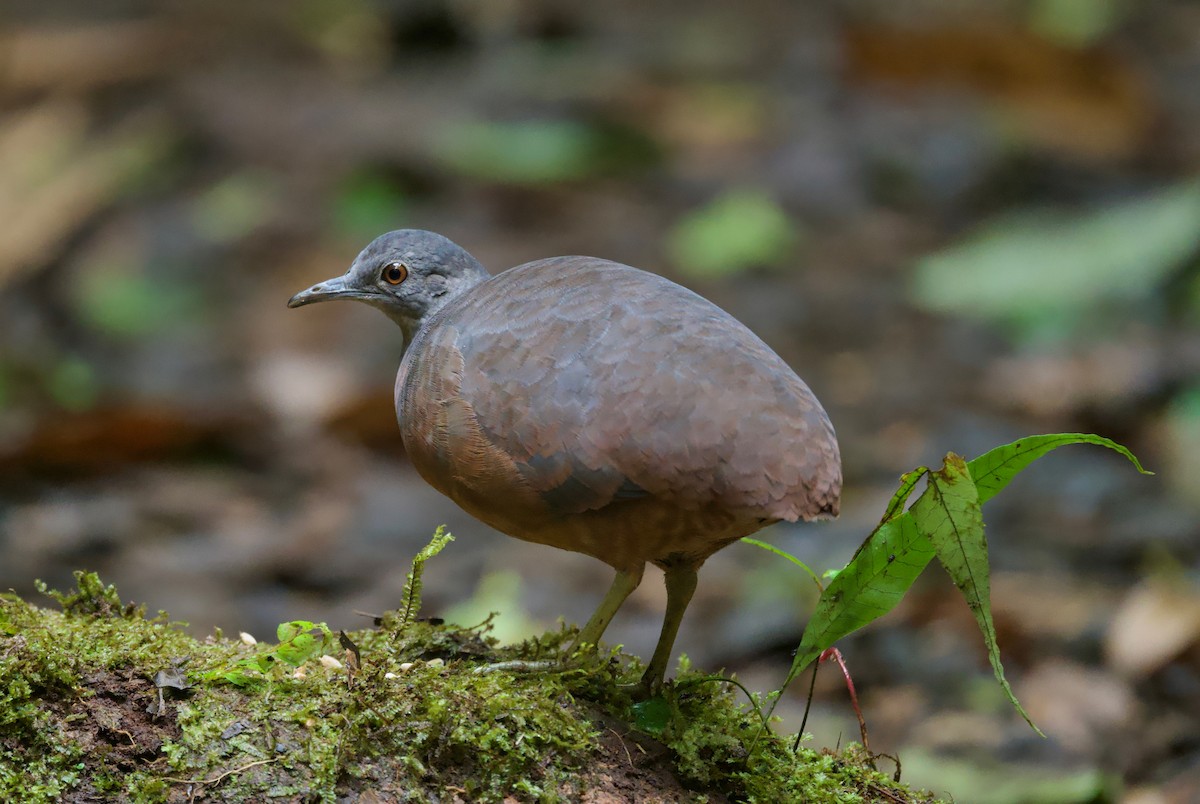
[568,565,644,652]
[640,563,699,692]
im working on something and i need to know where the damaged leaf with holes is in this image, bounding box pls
[778,432,1151,733]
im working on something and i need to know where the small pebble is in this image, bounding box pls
[239,632,257,645]
[426,658,445,669]
[293,666,307,680]
[320,655,344,670]
[398,662,415,671]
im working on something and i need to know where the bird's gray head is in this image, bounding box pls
[287,230,490,343]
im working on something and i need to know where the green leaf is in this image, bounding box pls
[191,171,280,243]
[668,189,798,278]
[968,433,1152,505]
[331,172,408,243]
[880,467,928,524]
[399,526,455,628]
[776,432,1151,733]
[741,538,822,590]
[75,271,200,339]
[271,620,334,668]
[436,120,604,185]
[911,454,1042,735]
[1028,0,1124,47]
[911,180,1200,339]
[276,620,314,643]
[631,696,671,735]
[785,513,936,687]
[47,356,99,412]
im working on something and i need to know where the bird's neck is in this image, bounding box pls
[388,311,423,352]
[390,262,490,351]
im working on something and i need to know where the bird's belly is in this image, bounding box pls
[404,426,765,570]
[516,499,770,571]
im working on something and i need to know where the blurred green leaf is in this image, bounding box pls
[1028,0,1124,47]
[899,748,1114,804]
[1188,272,1200,322]
[1164,386,1200,505]
[110,123,181,197]
[332,173,408,242]
[912,181,1200,338]
[443,570,540,644]
[75,271,199,338]
[290,0,385,64]
[48,357,98,411]
[668,190,797,278]
[191,172,280,243]
[436,120,605,184]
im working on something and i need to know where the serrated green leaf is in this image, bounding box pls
[968,432,1152,505]
[912,453,1042,735]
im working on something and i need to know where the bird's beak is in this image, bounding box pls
[287,275,361,308]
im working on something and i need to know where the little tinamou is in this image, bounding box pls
[288,230,841,690]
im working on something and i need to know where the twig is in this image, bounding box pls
[472,659,559,674]
[793,658,821,752]
[163,757,279,787]
[608,727,635,768]
[823,647,872,763]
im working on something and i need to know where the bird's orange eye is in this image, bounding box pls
[382,261,408,285]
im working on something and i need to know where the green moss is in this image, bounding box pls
[662,678,916,802]
[0,572,937,802]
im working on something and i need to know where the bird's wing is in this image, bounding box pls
[436,257,841,521]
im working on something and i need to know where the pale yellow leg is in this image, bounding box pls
[640,564,698,691]
[569,565,644,651]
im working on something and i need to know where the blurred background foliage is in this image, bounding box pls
[0,1,1198,801]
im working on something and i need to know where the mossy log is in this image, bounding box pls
[0,573,937,803]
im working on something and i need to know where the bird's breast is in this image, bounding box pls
[395,323,558,539]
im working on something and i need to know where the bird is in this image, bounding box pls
[288,229,841,691]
